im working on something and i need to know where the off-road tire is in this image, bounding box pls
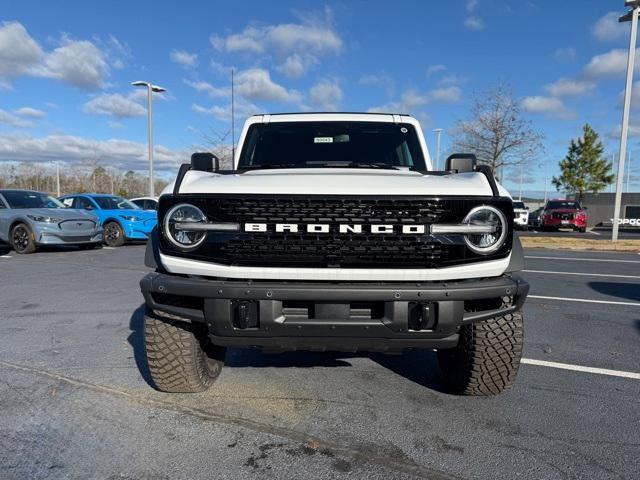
[11,223,37,254]
[103,221,125,247]
[578,227,587,233]
[144,312,226,393]
[437,309,523,396]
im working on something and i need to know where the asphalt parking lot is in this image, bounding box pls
[519,228,640,240]
[1,244,639,479]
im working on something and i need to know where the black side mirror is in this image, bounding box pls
[191,152,220,172]
[445,153,477,173]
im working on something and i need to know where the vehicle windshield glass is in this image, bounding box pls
[237,121,427,170]
[546,201,580,210]
[513,202,526,209]
[2,191,65,209]
[93,196,139,210]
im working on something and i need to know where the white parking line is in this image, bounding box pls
[521,358,640,380]
[523,269,640,280]
[0,255,11,258]
[528,295,640,307]
[102,247,116,250]
[526,255,640,264]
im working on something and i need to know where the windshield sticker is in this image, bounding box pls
[314,137,333,144]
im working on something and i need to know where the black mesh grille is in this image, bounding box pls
[158,195,513,269]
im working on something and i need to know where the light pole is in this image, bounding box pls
[433,128,444,170]
[613,1,640,242]
[627,150,632,192]
[56,162,60,197]
[518,164,524,201]
[132,81,166,197]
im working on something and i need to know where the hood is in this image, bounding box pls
[104,208,156,218]
[168,168,506,197]
[25,208,97,221]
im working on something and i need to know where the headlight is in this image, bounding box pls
[27,215,62,223]
[164,204,207,250]
[462,206,508,255]
[120,215,141,221]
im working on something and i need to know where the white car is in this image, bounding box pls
[139,112,529,396]
[129,196,158,210]
[512,201,529,230]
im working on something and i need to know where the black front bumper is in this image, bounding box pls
[140,273,529,352]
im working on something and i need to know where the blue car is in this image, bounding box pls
[59,193,157,247]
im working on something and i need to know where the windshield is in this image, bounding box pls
[93,196,140,210]
[513,202,526,209]
[546,201,580,210]
[237,121,427,170]
[2,191,65,209]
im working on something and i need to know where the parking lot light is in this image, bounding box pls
[131,81,167,198]
[613,1,640,242]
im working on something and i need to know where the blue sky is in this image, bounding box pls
[0,0,639,194]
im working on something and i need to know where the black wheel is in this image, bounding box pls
[144,312,226,393]
[103,221,125,247]
[579,227,587,233]
[438,303,523,396]
[10,223,36,254]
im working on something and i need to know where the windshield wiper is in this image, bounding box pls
[238,163,304,171]
[305,161,399,170]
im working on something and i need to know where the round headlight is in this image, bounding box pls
[463,206,508,255]
[164,203,207,250]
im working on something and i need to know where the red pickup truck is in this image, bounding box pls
[541,199,587,232]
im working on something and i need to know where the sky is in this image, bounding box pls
[1,0,639,195]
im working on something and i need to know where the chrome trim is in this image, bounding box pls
[174,222,240,232]
[430,224,497,234]
[462,206,508,255]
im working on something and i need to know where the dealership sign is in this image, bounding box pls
[611,218,640,226]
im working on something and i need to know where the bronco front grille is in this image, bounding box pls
[158,195,513,269]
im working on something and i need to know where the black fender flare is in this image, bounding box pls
[506,234,525,272]
[144,226,164,271]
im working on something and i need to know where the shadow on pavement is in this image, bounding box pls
[634,320,640,336]
[128,304,155,388]
[588,282,640,302]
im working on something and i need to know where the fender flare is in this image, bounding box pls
[505,234,525,272]
[144,226,164,271]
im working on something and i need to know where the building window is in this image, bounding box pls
[624,205,640,218]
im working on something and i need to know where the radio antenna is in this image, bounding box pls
[231,68,235,165]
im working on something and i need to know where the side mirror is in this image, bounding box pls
[191,152,220,172]
[445,153,477,173]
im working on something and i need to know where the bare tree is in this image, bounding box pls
[191,126,235,169]
[453,83,544,179]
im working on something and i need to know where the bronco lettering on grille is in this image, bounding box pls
[244,223,427,234]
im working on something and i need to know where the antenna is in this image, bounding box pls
[231,68,235,165]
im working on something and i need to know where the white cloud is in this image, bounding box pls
[0,21,44,87]
[584,48,640,78]
[0,133,183,172]
[234,68,301,103]
[192,100,259,122]
[211,14,342,78]
[426,64,447,76]
[464,16,484,31]
[522,96,575,119]
[544,78,594,97]
[183,79,229,98]
[0,22,111,90]
[429,86,462,103]
[359,73,394,96]
[592,12,626,42]
[83,92,146,118]
[466,0,479,12]
[107,121,124,129]
[276,53,318,78]
[439,74,467,86]
[0,109,33,128]
[170,49,198,68]
[309,79,343,111]
[553,47,576,62]
[14,107,46,118]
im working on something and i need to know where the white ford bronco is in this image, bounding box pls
[140,113,528,396]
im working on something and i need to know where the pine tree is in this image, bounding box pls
[552,124,614,203]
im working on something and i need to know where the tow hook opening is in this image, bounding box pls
[232,300,260,329]
[408,302,437,331]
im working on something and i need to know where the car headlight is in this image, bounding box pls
[27,215,62,223]
[164,204,207,250]
[119,215,141,221]
[462,206,508,255]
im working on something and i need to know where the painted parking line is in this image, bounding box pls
[523,269,640,280]
[526,255,640,264]
[528,295,640,307]
[102,247,116,250]
[0,255,11,258]
[521,358,640,380]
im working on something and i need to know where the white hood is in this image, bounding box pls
[164,168,510,197]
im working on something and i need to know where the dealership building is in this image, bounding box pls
[572,193,640,228]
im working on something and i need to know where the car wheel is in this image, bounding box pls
[438,300,523,396]
[579,227,587,233]
[10,223,36,254]
[103,221,125,247]
[144,311,226,392]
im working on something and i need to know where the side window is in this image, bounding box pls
[0,196,6,209]
[75,197,92,210]
[145,199,157,210]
